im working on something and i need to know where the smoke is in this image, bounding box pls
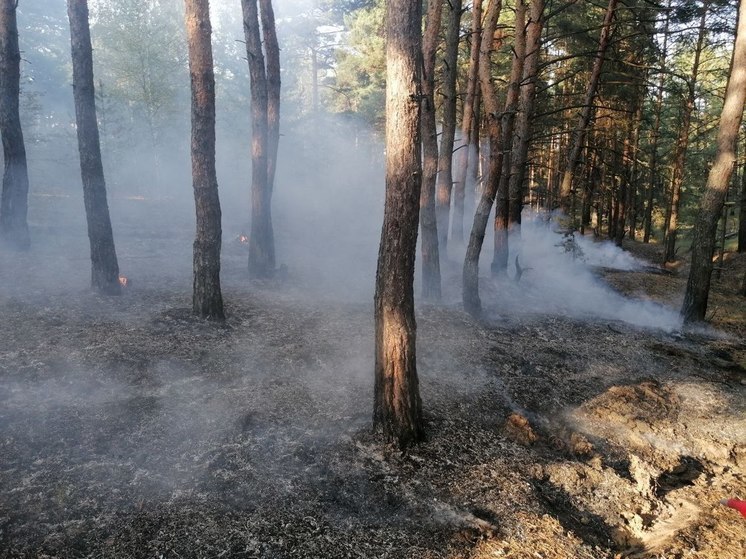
[469,213,683,332]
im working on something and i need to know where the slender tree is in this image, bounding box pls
[682,0,746,323]
[184,0,224,319]
[463,0,502,316]
[492,0,525,274]
[67,0,121,295]
[506,0,543,229]
[663,0,710,263]
[0,0,30,249]
[420,0,443,300]
[642,0,672,243]
[452,0,483,244]
[373,0,424,448]
[435,0,463,254]
[242,0,279,278]
[559,0,619,218]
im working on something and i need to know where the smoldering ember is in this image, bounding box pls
[0,1,745,558]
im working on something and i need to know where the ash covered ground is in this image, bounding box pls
[0,195,745,558]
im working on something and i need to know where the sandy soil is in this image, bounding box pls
[0,197,744,558]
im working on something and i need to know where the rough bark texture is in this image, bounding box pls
[452,0,482,244]
[434,0,463,254]
[463,0,502,316]
[419,0,442,301]
[259,0,280,191]
[242,0,276,278]
[67,0,120,296]
[0,0,29,250]
[373,0,424,448]
[492,0,525,275]
[559,0,618,214]
[184,0,225,320]
[506,0,542,229]
[682,0,746,324]
[663,1,709,263]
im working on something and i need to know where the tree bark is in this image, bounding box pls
[420,0,443,300]
[67,0,121,296]
[682,0,746,324]
[559,0,618,217]
[242,0,276,277]
[491,0,525,275]
[184,0,225,320]
[463,0,502,316]
[506,0,543,229]
[434,0,463,255]
[663,1,709,263]
[452,0,482,244]
[373,0,424,448]
[0,0,29,250]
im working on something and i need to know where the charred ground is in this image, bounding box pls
[0,197,744,558]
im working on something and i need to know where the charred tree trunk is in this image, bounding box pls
[452,0,482,244]
[682,0,746,323]
[0,0,29,250]
[184,0,225,320]
[663,1,709,264]
[435,0,463,255]
[491,0,525,275]
[67,0,120,296]
[419,0,443,300]
[507,0,543,229]
[373,0,424,448]
[559,0,618,216]
[242,0,277,278]
[463,0,503,316]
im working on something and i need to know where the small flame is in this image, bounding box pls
[238,234,249,244]
[118,275,129,288]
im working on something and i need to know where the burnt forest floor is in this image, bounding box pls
[0,198,745,559]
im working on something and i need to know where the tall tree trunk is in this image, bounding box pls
[507,0,543,229]
[463,0,502,316]
[184,0,224,320]
[491,0,525,275]
[559,0,618,217]
[435,0,463,255]
[374,0,424,448]
[643,0,671,243]
[420,0,443,300]
[739,131,746,251]
[682,0,746,323]
[67,0,120,296]
[452,0,482,244]
[0,0,29,250]
[663,1,709,263]
[260,0,280,190]
[242,0,276,277]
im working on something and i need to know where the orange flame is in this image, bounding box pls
[118,275,129,288]
[238,234,249,244]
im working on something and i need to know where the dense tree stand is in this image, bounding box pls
[67,0,120,295]
[185,0,225,320]
[0,0,30,250]
[373,0,424,448]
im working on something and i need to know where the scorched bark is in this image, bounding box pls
[67,0,121,295]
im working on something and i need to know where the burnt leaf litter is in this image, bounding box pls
[1,218,745,559]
